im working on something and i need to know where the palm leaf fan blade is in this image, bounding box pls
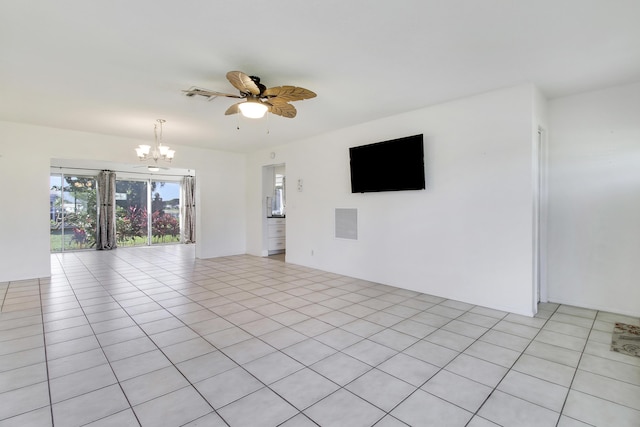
[226,71,260,95]
[269,103,297,118]
[225,103,241,115]
[263,86,317,103]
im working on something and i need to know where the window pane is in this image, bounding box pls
[115,180,148,247]
[151,181,180,244]
[62,175,97,250]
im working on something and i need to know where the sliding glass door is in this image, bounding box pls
[50,174,97,252]
[50,172,182,251]
[115,178,181,246]
[115,179,149,247]
[151,180,181,244]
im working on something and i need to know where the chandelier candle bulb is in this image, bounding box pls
[135,146,150,157]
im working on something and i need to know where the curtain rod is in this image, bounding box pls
[51,165,193,177]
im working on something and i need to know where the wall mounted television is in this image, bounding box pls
[349,134,425,193]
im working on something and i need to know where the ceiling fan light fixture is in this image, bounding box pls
[238,100,268,119]
[185,71,316,120]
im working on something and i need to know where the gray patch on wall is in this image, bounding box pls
[335,208,357,240]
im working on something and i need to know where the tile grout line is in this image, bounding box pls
[355,303,565,426]
[90,249,311,426]
[86,249,412,424]
[52,260,512,424]
[411,304,561,427]
[283,300,508,426]
[462,305,621,426]
[78,250,332,424]
[38,277,55,427]
[286,298,508,425]
[270,291,458,420]
[48,251,144,427]
[91,254,640,424]
[181,262,389,425]
[553,308,598,427]
[162,256,348,426]
[103,254,442,425]
[69,250,228,426]
[144,263,550,425]
[470,304,564,425]
[0,281,8,312]
[9,247,637,426]
[360,303,503,425]
[553,309,640,421]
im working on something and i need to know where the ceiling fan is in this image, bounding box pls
[184,71,316,119]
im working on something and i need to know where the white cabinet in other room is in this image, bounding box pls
[268,217,285,254]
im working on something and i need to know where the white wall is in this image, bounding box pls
[0,121,247,282]
[248,84,539,316]
[547,82,640,317]
[0,127,51,280]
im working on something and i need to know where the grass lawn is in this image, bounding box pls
[51,233,180,251]
[50,233,93,252]
[118,235,181,247]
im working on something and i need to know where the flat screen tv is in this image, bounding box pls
[349,134,425,193]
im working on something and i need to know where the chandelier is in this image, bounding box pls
[135,119,175,167]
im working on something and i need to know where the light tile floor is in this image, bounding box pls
[1,245,639,427]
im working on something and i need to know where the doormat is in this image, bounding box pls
[611,323,640,357]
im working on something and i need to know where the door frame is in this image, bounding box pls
[533,126,549,309]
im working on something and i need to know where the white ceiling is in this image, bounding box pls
[2,1,640,153]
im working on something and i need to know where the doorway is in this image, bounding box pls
[262,164,286,258]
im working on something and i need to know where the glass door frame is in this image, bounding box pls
[50,168,99,252]
[115,174,182,247]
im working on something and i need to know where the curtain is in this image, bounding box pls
[97,170,117,250]
[181,175,196,243]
